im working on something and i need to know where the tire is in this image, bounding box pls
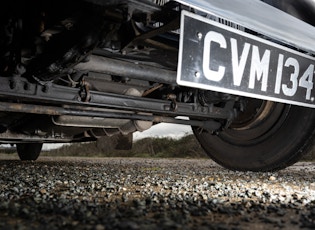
[193,99,315,171]
[16,143,43,161]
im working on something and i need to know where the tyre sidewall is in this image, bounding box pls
[194,105,315,171]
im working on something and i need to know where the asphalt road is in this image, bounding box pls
[0,155,315,229]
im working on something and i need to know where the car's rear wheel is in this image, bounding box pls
[16,143,43,161]
[193,99,315,171]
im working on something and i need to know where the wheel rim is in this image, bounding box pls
[220,98,290,144]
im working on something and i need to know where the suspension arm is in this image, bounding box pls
[0,77,235,120]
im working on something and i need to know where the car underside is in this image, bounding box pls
[0,0,185,142]
[1,0,315,171]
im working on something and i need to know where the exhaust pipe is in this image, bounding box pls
[74,55,177,85]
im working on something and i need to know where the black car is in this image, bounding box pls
[1,0,315,171]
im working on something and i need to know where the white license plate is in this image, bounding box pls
[177,11,315,108]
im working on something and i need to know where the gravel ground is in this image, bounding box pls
[1,155,315,230]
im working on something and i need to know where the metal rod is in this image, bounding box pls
[0,101,221,129]
[0,77,233,120]
[74,55,177,85]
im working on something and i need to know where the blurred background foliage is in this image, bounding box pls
[42,134,208,158]
[2,133,315,160]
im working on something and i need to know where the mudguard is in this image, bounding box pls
[174,0,315,54]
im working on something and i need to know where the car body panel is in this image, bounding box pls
[175,0,315,54]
